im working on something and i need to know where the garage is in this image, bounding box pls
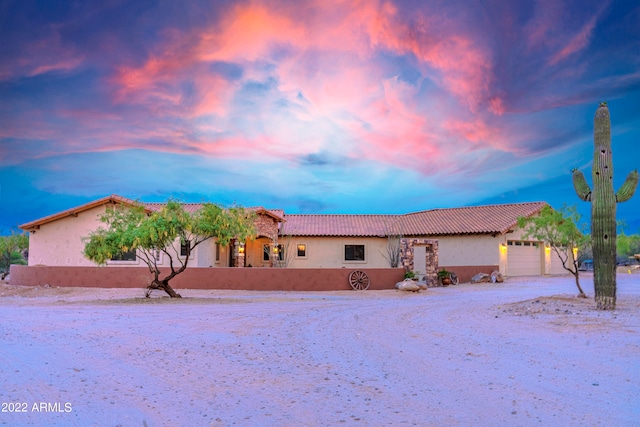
[507,240,543,276]
[549,249,572,275]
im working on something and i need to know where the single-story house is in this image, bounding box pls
[19,195,569,278]
[275,203,568,278]
[18,195,284,270]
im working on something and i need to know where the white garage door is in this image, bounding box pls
[550,247,571,275]
[507,241,542,276]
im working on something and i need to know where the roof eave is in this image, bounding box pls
[254,208,285,222]
[19,194,145,231]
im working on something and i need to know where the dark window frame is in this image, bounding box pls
[296,243,307,258]
[180,242,191,257]
[110,249,137,262]
[344,244,365,261]
[263,244,284,261]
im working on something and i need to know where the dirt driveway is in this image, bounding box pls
[1,274,638,426]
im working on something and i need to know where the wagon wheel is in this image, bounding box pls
[349,270,370,290]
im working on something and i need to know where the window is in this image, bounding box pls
[297,243,307,258]
[345,244,365,261]
[508,240,540,248]
[263,244,284,261]
[110,249,136,261]
[180,242,190,257]
[215,243,221,262]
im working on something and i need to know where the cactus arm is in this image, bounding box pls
[616,170,638,203]
[572,168,592,201]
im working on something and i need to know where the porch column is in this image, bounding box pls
[400,238,439,287]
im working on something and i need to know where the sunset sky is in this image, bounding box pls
[2,0,639,233]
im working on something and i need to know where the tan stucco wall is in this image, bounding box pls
[276,236,397,269]
[433,234,503,266]
[195,239,213,267]
[27,205,230,268]
[244,237,272,267]
[27,205,108,266]
[274,234,509,270]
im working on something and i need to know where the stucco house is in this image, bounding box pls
[19,195,568,279]
[276,203,568,278]
[19,195,285,270]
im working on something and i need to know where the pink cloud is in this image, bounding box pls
[28,57,85,77]
[194,5,307,63]
[103,1,511,177]
[365,10,494,113]
[487,96,506,116]
[522,0,608,67]
[443,116,511,152]
[0,24,84,81]
[548,13,600,66]
[341,77,441,170]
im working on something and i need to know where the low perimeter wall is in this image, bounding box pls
[9,265,405,292]
[442,265,499,284]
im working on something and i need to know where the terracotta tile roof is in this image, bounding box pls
[281,214,398,237]
[399,202,547,236]
[282,202,547,237]
[143,203,285,221]
[19,193,545,237]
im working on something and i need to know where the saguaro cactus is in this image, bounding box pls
[572,102,638,310]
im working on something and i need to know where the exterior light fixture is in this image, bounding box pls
[238,244,245,254]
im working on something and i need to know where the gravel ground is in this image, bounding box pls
[1,273,638,426]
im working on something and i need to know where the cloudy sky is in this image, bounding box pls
[1,0,639,233]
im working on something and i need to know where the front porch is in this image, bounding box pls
[230,207,284,268]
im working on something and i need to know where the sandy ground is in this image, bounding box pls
[1,273,639,427]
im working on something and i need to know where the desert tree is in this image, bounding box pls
[0,230,29,279]
[517,205,589,298]
[616,221,640,263]
[84,200,256,297]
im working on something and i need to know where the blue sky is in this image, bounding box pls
[1,0,639,233]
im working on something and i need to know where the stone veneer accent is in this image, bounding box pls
[233,213,281,267]
[400,238,439,287]
[254,213,281,265]
[254,213,279,240]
